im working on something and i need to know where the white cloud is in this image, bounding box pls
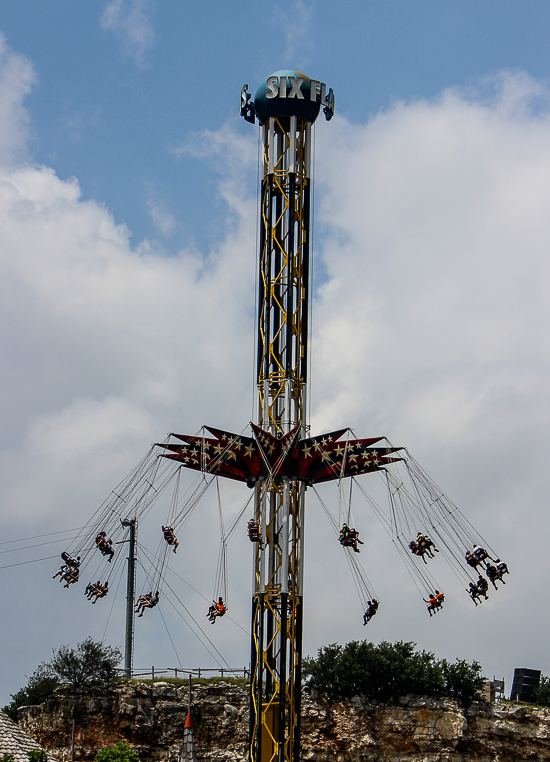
[272,0,314,63]
[0,32,35,164]
[2,32,550,701]
[304,72,550,678]
[101,0,155,65]
[145,184,176,236]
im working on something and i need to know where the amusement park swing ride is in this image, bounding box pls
[46,71,509,762]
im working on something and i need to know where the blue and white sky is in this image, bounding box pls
[2,0,550,706]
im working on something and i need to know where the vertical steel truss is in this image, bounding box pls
[250,116,311,762]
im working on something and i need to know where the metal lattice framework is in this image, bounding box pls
[257,115,311,434]
[250,114,311,762]
[158,73,399,762]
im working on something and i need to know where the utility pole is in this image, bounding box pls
[122,517,136,678]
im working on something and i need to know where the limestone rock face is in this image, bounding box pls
[18,683,550,761]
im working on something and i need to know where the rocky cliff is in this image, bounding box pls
[18,681,550,762]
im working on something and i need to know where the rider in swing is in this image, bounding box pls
[339,524,364,553]
[207,597,227,623]
[162,526,179,553]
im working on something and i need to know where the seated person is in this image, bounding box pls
[339,524,363,553]
[247,519,262,543]
[63,567,80,588]
[475,575,489,600]
[53,564,69,581]
[363,599,379,625]
[468,581,483,606]
[409,540,430,564]
[96,532,115,561]
[86,580,101,599]
[207,597,226,623]
[472,544,494,566]
[90,581,109,603]
[161,526,179,553]
[135,591,160,617]
[465,550,482,569]
[423,592,438,617]
[495,559,509,580]
[416,532,438,557]
[485,563,501,590]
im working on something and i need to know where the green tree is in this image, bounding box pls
[531,675,550,707]
[2,638,121,721]
[95,742,140,762]
[440,658,484,705]
[2,667,59,721]
[302,640,483,705]
[1,754,15,762]
[44,637,121,690]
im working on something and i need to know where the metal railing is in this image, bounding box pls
[118,666,250,681]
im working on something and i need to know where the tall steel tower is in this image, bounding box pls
[243,71,332,762]
[160,70,401,762]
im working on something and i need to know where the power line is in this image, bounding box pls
[0,554,59,570]
[0,527,84,546]
[0,537,79,555]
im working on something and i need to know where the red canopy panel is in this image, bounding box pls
[159,427,403,486]
[159,431,261,485]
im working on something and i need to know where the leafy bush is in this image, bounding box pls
[95,742,140,762]
[302,640,484,705]
[27,751,48,762]
[531,675,550,707]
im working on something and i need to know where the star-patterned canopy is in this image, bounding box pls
[158,425,403,486]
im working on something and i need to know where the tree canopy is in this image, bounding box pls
[302,640,484,705]
[44,637,121,690]
[531,675,550,707]
[2,638,121,720]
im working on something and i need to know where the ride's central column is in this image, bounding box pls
[241,70,334,762]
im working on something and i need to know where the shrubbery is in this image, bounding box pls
[302,640,484,705]
[531,675,550,707]
[95,742,140,762]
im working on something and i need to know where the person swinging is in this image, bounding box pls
[247,519,263,545]
[63,566,80,588]
[409,540,431,564]
[88,581,109,603]
[424,590,444,616]
[95,531,115,562]
[475,575,489,600]
[207,596,227,623]
[362,599,379,625]
[416,532,438,557]
[161,525,179,553]
[495,559,509,583]
[135,591,160,617]
[468,581,483,606]
[339,524,364,553]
